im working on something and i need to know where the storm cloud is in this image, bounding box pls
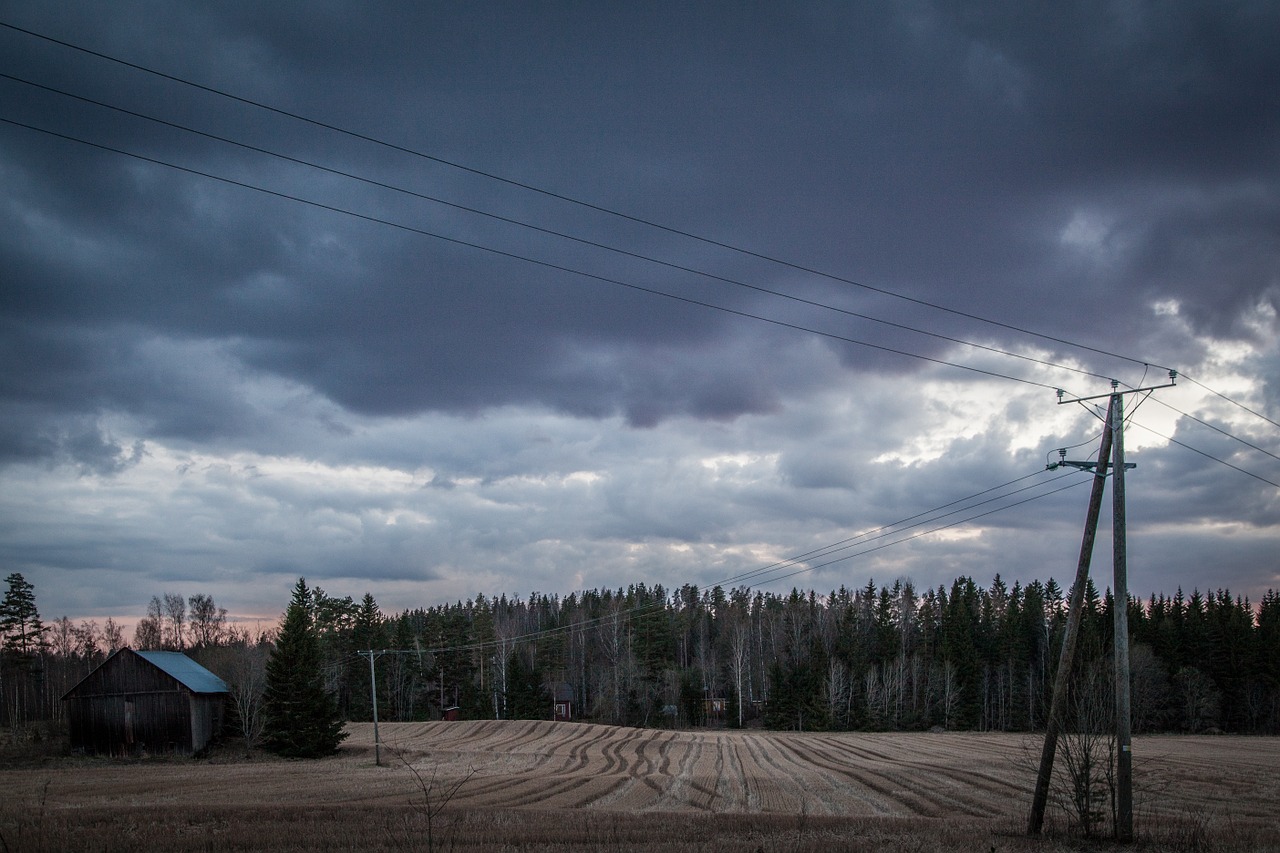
[1,1,1276,624]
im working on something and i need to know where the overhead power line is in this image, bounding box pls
[4,23,1274,498]
[1179,373,1280,432]
[752,476,1092,589]
[12,23,1275,434]
[1128,419,1280,490]
[0,19,1177,377]
[0,115,1068,393]
[0,70,1117,388]
[12,22,1276,438]
[7,112,1273,488]
[1147,396,1280,464]
[714,470,1075,589]
[376,467,1092,657]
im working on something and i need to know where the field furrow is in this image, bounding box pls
[7,721,1277,853]
[783,736,927,816]
[720,736,759,812]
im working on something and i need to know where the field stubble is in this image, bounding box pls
[2,721,1276,851]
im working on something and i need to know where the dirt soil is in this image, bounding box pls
[2,721,1276,851]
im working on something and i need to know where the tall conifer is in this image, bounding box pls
[1,573,46,662]
[262,577,347,757]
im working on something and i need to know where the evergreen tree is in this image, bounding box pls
[505,651,548,719]
[0,572,47,662]
[1,572,49,725]
[941,577,981,729]
[262,578,348,758]
[346,593,388,720]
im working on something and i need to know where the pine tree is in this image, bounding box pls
[1,573,48,726]
[262,578,347,758]
[1,573,47,662]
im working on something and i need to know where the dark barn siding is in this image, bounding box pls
[189,694,223,752]
[63,650,226,756]
[67,693,191,756]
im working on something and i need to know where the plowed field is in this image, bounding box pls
[3,722,1277,851]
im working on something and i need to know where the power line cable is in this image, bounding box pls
[358,412,1267,658]
[1179,373,1280,432]
[1058,386,1277,486]
[716,469,1048,585]
[382,468,1090,656]
[1128,419,1280,489]
[749,476,1092,589]
[0,115,1069,393]
[0,70,1116,386]
[8,34,1272,609]
[0,20,1178,377]
[1046,430,1106,467]
[1147,397,1280,464]
[16,20,1272,453]
[714,470,1078,589]
[9,118,1269,548]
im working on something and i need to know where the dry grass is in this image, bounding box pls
[2,722,1276,851]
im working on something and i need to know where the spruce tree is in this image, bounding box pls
[262,578,347,757]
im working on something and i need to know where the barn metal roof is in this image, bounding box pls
[136,650,229,694]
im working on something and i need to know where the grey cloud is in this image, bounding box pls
[0,1,1276,622]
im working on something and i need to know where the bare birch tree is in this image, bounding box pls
[188,594,228,648]
[162,593,187,650]
[728,620,749,727]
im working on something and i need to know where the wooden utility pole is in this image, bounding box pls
[1111,392,1134,842]
[1028,373,1174,840]
[360,649,385,766]
[1027,396,1115,835]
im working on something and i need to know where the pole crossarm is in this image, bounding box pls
[1047,460,1136,472]
[1056,372,1176,405]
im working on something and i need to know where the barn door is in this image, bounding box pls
[124,698,135,747]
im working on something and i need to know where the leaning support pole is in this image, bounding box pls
[1028,396,1116,836]
[1111,393,1134,842]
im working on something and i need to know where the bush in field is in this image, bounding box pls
[1055,663,1115,839]
[262,578,347,758]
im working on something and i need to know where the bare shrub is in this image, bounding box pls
[1172,666,1222,733]
[1051,662,1115,838]
[390,745,474,853]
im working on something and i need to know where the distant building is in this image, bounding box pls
[62,648,228,756]
[442,705,461,721]
[552,683,574,722]
[704,697,727,720]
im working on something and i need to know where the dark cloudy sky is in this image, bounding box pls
[2,1,1277,628]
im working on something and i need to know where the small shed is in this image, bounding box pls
[62,648,229,756]
[552,682,574,722]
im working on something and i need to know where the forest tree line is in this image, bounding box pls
[2,571,1278,737]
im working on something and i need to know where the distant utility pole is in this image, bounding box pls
[359,649,387,766]
[1028,373,1175,842]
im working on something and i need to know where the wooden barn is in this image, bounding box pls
[62,648,229,756]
